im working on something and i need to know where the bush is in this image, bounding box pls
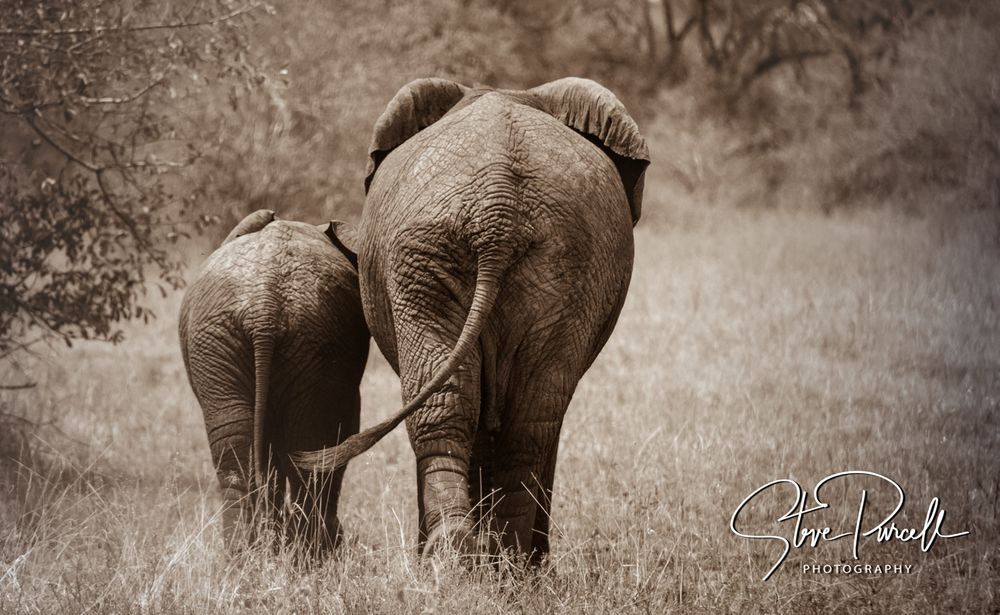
[198,0,531,236]
[821,5,1000,212]
[0,0,258,354]
[642,2,1000,217]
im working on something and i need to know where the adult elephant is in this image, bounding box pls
[296,77,649,562]
[179,210,372,553]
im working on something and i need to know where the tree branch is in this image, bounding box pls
[664,0,678,41]
[25,112,166,269]
[95,169,159,260]
[0,336,44,361]
[0,4,261,37]
[697,0,721,68]
[80,77,165,106]
[677,14,697,42]
[0,96,66,116]
[640,0,657,68]
[0,382,36,390]
[740,48,832,91]
[26,114,99,172]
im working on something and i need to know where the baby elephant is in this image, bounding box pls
[179,209,369,554]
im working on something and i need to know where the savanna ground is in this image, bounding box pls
[3,2,1000,613]
[2,177,999,612]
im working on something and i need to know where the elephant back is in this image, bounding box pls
[365,77,649,225]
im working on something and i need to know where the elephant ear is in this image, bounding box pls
[529,78,650,225]
[365,78,470,193]
[321,220,359,269]
[223,209,275,244]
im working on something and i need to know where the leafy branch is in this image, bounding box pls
[0,0,260,358]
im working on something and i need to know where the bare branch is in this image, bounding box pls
[640,0,657,68]
[677,14,698,42]
[0,382,37,390]
[0,337,45,361]
[0,4,261,37]
[0,97,66,116]
[26,114,100,172]
[740,48,832,91]
[697,0,721,68]
[80,77,165,106]
[663,0,696,44]
[664,0,678,40]
[120,159,187,171]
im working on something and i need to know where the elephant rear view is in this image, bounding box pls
[295,77,650,562]
[178,210,369,553]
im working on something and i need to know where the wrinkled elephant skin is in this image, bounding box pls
[178,211,369,554]
[354,78,650,562]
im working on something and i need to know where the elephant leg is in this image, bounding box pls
[209,417,285,551]
[279,367,361,555]
[216,438,253,553]
[190,338,284,552]
[490,418,562,558]
[259,458,287,548]
[199,387,256,552]
[213,432,287,552]
[413,357,483,557]
[283,463,346,554]
[529,435,560,564]
[468,426,497,532]
[395,322,483,555]
[491,367,572,560]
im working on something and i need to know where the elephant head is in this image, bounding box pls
[294,78,649,562]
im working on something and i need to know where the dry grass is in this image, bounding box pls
[2,186,998,612]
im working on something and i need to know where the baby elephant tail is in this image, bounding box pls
[251,333,274,489]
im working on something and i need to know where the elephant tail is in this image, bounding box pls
[291,249,507,473]
[252,333,274,489]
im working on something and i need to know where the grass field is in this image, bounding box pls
[2,195,999,612]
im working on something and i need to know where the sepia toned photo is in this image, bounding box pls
[1,1,997,612]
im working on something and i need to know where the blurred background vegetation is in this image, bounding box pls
[2,0,999,356]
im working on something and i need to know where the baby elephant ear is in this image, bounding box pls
[223,209,275,244]
[322,220,359,269]
[365,78,470,193]
[529,78,650,225]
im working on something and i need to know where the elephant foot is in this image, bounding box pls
[422,517,496,566]
[279,512,344,564]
